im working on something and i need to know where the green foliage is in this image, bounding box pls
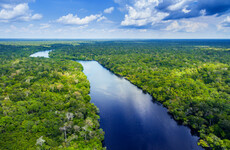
[1,40,230,149]
[50,40,230,149]
[0,44,104,149]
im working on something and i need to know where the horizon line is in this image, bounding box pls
[0,38,230,40]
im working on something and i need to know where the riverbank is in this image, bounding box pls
[0,47,105,149]
[48,40,230,149]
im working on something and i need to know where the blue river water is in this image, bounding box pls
[30,50,52,58]
[30,51,203,150]
[78,60,203,150]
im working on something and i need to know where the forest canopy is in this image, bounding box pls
[49,40,230,149]
[0,44,104,149]
[0,40,230,149]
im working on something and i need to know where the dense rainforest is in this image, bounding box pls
[0,44,104,149]
[49,40,230,150]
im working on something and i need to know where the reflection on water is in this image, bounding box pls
[78,60,203,150]
[30,50,52,58]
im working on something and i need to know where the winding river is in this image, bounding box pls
[31,51,203,150]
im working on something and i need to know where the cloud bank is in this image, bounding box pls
[165,20,208,32]
[117,0,230,30]
[0,3,42,22]
[121,0,168,27]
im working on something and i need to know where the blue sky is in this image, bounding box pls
[0,0,230,39]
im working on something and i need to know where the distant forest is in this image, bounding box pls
[0,40,229,149]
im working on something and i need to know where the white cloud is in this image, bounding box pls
[217,16,230,30]
[97,16,107,22]
[165,20,208,32]
[0,3,28,20]
[182,6,191,13]
[0,3,42,22]
[40,23,51,29]
[167,0,189,11]
[104,7,114,14]
[165,21,180,31]
[200,9,206,16]
[121,0,168,27]
[31,14,42,20]
[221,16,230,27]
[1,4,14,9]
[57,13,102,25]
[19,13,42,21]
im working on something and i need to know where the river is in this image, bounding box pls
[78,61,203,150]
[30,50,52,58]
[31,51,203,150]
